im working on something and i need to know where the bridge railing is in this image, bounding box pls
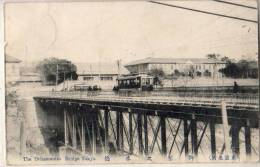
[36,90,258,107]
[150,91,258,105]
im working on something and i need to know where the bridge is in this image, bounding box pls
[33,91,259,161]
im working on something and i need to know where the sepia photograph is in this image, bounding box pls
[3,0,260,165]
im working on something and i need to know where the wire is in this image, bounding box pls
[213,0,257,10]
[149,1,257,24]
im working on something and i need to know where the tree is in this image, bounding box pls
[204,70,212,77]
[148,68,165,86]
[220,56,232,63]
[174,69,181,77]
[36,57,78,85]
[196,71,202,77]
[206,53,221,60]
[206,54,233,63]
[182,65,195,78]
[219,59,258,78]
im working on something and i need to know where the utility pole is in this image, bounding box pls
[257,0,260,162]
[70,62,72,80]
[63,70,66,90]
[55,64,59,91]
[90,64,93,82]
[117,59,121,79]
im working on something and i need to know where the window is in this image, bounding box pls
[83,76,94,81]
[135,78,140,85]
[100,76,113,81]
[142,78,146,85]
[146,78,150,84]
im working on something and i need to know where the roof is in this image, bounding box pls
[5,55,22,63]
[118,74,153,80]
[76,62,128,75]
[248,62,258,69]
[19,75,42,82]
[125,57,224,66]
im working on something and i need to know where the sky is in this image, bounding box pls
[4,0,258,65]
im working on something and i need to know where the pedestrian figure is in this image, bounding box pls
[233,81,239,93]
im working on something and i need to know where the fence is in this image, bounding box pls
[37,90,258,108]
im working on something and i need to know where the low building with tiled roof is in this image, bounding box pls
[5,55,22,84]
[124,57,226,78]
[76,62,128,90]
[5,55,22,63]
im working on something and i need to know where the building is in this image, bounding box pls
[76,62,128,90]
[124,57,226,78]
[19,72,42,84]
[5,55,22,84]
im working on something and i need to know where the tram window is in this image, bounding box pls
[146,78,150,85]
[134,79,138,85]
[131,79,135,87]
[142,78,146,85]
[137,78,141,84]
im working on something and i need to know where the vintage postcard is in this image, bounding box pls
[3,0,260,166]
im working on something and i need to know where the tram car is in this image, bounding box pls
[113,74,154,95]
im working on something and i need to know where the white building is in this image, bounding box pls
[5,55,22,84]
[19,72,42,85]
[124,57,226,78]
[76,62,128,90]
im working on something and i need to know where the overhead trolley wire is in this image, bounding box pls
[149,1,257,24]
[212,0,257,10]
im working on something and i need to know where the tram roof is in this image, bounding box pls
[117,74,153,80]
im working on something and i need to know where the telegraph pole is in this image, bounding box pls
[257,0,260,162]
[55,64,59,91]
[117,59,121,79]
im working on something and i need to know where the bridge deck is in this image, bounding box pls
[34,91,259,127]
[36,91,258,110]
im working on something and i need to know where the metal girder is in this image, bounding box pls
[191,114,198,158]
[104,110,109,154]
[168,119,182,157]
[44,101,258,161]
[108,112,117,148]
[129,110,133,154]
[197,122,208,149]
[137,113,143,154]
[245,119,251,158]
[182,119,189,158]
[121,114,130,148]
[161,116,167,156]
[148,116,161,154]
[209,120,216,160]
[144,113,149,156]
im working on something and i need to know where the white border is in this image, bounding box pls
[0,0,6,166]
[0,0,259,167]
